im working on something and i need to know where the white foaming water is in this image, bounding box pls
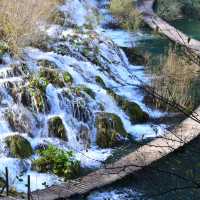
[87,188,145,200]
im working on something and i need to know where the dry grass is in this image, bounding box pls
[148,48,200,111]
[0,0,64,56]
[110,0,143,30]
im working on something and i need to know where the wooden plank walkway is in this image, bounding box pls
[27,106,200,200]
[137,0,200,55]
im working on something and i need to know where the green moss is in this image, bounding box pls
[0,41,9,56]
[48,116,67,141]
[72,85,95,99]
[95,112,128,148]
[95,76,106,89]
[32,145,81,180]
[108,89,149,123]
[5,135,33,159]
[63,71,73,85]
[39,68,73,87]
[28,77,48,112]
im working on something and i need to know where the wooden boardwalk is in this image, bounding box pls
[28,106,200,200]
[137,0,200,55]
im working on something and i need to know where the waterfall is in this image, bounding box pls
[0,0,167,193]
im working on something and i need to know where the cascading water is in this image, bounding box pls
[0,0,168,193]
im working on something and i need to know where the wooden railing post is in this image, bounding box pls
[27,175,31,200]
[5,167,9,196]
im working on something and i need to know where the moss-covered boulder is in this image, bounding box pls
[5,135,33,159]
[37,60,58,69]
[77,124,91,149]
[28,77,49,113]
[95,76,106,89]
[108,89,149,123]
[95,112,128,148]
[39,68,73,87]
[5,107,35,135]
[72,85,95,99]
[48,116,68,141]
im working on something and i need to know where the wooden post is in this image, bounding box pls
[27,175,31,200]
[5,167,9,196]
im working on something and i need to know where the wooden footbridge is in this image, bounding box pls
[137,0,200,55]
[3,1,200,200]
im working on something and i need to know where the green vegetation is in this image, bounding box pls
[156,0,200,20]
[0,0,64,56]
[5,135,33,159]
[28,77,48,112]
[32,145,81,180]
[145,48,200,111]
[39,68,73,87]
[0,41,9,57]
[72,85,96,99]
[110,0,143,30]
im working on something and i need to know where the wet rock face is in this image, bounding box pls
[108,89,149,123]
[76,124,91,149]
[5,107,35,135]
[95,112,128,148]
[64,89,93,123]
[72,100,92,123]
[48,116,68,141]
[28,77,50,113]
[5,135,33,159]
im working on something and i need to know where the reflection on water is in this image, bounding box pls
[171,18,200,41]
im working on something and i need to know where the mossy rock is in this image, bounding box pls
[48,116,68,141]
[5,135,33,159]
[37,60,58,69]
[95,112,127,148]
[72,85,95,99]
[108,89,149,123]
[28,77,49,113]
[39,68,73,87]
[95,76,106,89]
[5,108,34,135]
